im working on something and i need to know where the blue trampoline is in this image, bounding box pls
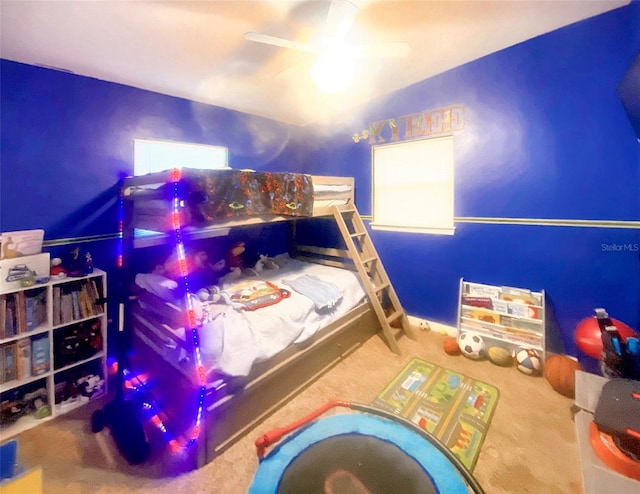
[250,401,485,494]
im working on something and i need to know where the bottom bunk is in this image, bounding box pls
[126,254,381,469]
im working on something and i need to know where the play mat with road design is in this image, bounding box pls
[371,358,500,471]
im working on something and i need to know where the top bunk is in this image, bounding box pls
[121,168,354,247]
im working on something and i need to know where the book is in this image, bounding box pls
[24,288,46,331]
[52,286,61,326]
[4,293,16,337]
[71,290,81,320]
[15,291,27,334]
[500,286,540,306]
[461,295,493,310]
[31,334,50,376]
[3,342,17,382]
[0,229,44,260]
[0,294,6,339]
[466,283,501,299]
[16,337,32,380]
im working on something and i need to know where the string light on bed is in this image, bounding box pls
[121,369,182,452]
[169,167,207,448]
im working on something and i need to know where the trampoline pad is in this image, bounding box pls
[278,434,437,494]
[250,413,474,494]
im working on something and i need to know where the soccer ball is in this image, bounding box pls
[457,331,485,359]
[514,348,543,376]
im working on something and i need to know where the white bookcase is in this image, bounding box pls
[457,278,545,357]
[0,265,107,441]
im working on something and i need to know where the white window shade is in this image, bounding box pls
[372,136,455,235]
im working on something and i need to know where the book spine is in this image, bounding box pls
[16,337,32,380]
[71,290,80,321]
[0,294,6,339]
[0,345,5,384]
[53,286,61,326]
[3,342,17,382]
[31,334,50,376]
[5,293,16,337]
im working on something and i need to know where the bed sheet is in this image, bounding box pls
[137,255,367,377]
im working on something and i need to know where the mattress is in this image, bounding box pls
[134,254,367,377]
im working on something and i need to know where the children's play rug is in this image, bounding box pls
[371,358,499,471]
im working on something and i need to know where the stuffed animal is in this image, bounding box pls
[50,257,67,277]
[254,254,280,272]
[228,241,246,269]
[160,248,226,291]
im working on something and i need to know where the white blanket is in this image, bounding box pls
[198,255,366,377]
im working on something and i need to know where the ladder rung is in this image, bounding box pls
[374,282,390,293]
[386,311,403,324]
[361,256,378,264]
[350,232,366,239]
[340,207,356,214]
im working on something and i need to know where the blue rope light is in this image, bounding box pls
[169,168,207,447]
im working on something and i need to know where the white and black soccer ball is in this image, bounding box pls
[457,331,485,359]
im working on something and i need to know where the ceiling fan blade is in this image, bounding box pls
[346,42,411,59]
[324,0,358,44]
[244,32,317,54]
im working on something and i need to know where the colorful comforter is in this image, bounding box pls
[177,168,314,222]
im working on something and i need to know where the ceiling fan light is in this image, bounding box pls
[310,52,354,94]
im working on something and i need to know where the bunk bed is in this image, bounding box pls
[120,167,407,470]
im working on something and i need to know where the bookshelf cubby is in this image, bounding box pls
[0,264,107,440]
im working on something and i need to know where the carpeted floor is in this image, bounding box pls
[13,327,583,494]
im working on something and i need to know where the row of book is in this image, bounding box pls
[52,278,103,327]
[460,322,542,350]
[463,283,542,307]
[460,305,543,331]
[0,289,48,339]
[1,334,50,384]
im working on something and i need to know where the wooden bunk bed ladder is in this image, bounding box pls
[332,206,416,354]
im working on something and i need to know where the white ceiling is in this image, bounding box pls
[0,0,630,127]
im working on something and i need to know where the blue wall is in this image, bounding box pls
[0,61,295,350]
[272,3,640,356]
[2,3,639,361]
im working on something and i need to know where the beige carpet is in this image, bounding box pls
[13,328,583,494]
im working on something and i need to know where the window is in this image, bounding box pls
[371,136,455,235]
[133,139,228,176]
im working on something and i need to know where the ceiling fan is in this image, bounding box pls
[243,0,410,92]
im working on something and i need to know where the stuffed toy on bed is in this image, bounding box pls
[156,248,226,293]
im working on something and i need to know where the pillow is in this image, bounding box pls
[135,273,179,302]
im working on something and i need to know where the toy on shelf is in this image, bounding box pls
[50,258,67,277]
[57,372,105,412]
[63,247,96,277]
[0,387,50,427]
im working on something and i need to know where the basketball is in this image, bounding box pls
[514,348,543,376]
[544,354,582,398]
[443,336,461,355]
